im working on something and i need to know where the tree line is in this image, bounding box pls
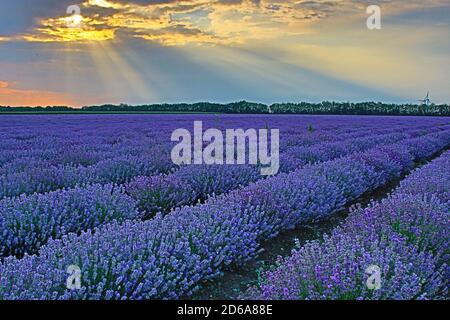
[0,101,449,116]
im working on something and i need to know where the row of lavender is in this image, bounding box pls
[0,129,448,299]
[1,115,448,199]
[0,118,441,173]
[124,130,421,218]
[246,151,450,300]
[0,115,373,170]
[0,124,362,199]
[0,125,442,259]
[2,115,440,161]
[0,120,431,199]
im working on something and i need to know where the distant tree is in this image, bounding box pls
[1,101,449,116]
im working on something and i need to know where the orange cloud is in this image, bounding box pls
[0,81,74,107]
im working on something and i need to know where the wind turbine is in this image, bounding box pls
[418,91,431,106]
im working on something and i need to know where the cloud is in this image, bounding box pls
[1,0,447,46]
[0,80,74,106]
[1,0,449,106]
[5,0,330,45]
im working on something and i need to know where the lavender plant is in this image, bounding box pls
[0,184,139,258]
[246,152,450,300]
[0,130,448,299]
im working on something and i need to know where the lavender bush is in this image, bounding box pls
[1,118,446,200]
[0,115,448,300]
[0,184,139,258]
[125,175,197,218]
[246,152,450,300]
[0,129,448,300]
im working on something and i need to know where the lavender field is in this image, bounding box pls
[0,114,449,300]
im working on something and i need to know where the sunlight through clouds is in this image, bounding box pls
[5,0,448,46]
[0,0,449,106]
[4,1,350,45]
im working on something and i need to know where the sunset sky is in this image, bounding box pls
[0,0,449,107]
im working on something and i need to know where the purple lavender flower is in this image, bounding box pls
[245,151,450,300]
[125,175,197,218]
[0,184,139,258]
